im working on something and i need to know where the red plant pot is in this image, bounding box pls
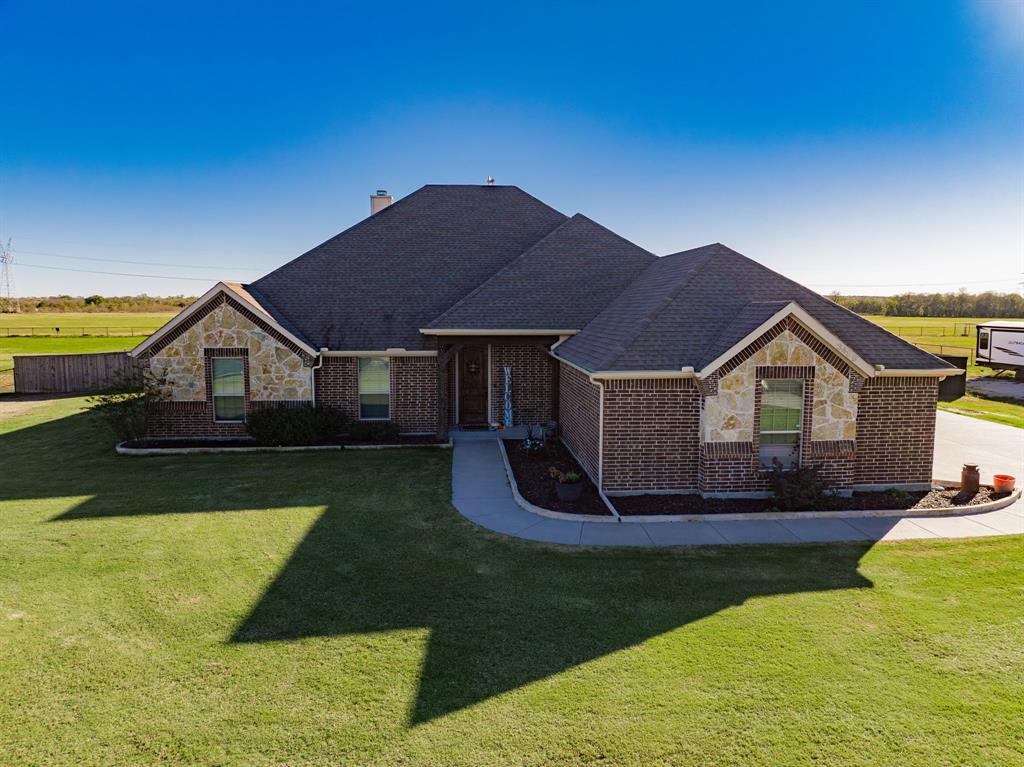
[993,474,1016,494]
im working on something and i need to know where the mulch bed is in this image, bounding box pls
[124,435,447,449]
[503,439,611,515]
[613,486,1012,516]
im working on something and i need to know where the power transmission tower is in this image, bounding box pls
[0,239,18,313]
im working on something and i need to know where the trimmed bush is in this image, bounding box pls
[247,404,350,446]
[88,369,167,444]
[347,420,401,443]
[766,464,830,511]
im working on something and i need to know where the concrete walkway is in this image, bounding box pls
[451,425,1023,547]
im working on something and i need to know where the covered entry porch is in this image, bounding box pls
[433,334,561,438]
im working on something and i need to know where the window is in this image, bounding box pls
[211,357,245,422]
[759,379,803,470]
[358,357,390,419]
[979,329,989,352]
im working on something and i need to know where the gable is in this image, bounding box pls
[557,245,956,374]
[702,327,859,445]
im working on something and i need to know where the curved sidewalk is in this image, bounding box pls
[451,436,1024,547]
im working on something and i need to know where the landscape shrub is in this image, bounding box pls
[347,420,401,443]
[766,463,830,511]
[87,369,165,444]
[247,404,350,446]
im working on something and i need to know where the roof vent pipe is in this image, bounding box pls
[370,189,393,215]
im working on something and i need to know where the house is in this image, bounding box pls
[131,184,958,497]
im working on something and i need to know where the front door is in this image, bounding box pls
[459,345,488,424]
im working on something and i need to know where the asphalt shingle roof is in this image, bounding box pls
[248,185,567,350]
[425,214,656,331]
[556,244,955,372]
[241,185,950,373]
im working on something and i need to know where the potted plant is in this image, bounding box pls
[549,466,583,502]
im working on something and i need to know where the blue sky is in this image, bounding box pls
[1,0,1021,298]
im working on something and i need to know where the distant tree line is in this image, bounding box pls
[830,291,1024,318]
[8,294,197,313]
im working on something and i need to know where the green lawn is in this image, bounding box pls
[863,315,1024,429]
[0,310,174,336]
[0,398,1021,766]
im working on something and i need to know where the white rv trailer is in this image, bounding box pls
[976,321,1024,378]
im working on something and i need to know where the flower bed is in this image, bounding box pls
[612,486,1012,516]
[502,439,612,515]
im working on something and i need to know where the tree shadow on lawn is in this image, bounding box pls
[2,410,884,726]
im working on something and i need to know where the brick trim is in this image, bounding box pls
[204,348,250,425]
[142,292,314,365]
[811,440,856,458]
[755,365,816,380]
[716,316,851,378]
[603,378,696,391]
[751,366,815,471]
[702,441,752,458]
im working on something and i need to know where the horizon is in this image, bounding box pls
[2,1,1022,298]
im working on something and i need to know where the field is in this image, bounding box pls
[0,312,174,392]
[0,311,175,336]
[863,315,1024,428]
[0,396,1021,766]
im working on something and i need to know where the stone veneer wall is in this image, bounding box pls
[602,378,700,492]
[489,343,555,426]
[703,328,857,443]
[558,362,601,483]
[855,377,938,486]
[149,301,312,402]
[315,355,439,433]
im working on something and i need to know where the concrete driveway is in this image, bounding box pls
[934,410,1023,484]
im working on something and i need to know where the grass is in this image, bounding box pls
[863,314,1024,429]
[0,310,175,336]
[938,393,1024,429]
[1,397,1021,766]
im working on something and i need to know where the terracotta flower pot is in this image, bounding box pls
[993,474,1016,494]
[555,481,583,502]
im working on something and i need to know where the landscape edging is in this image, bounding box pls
[116,440,452,455]
[497,439,618,523]
[496,441,1022,524]
[615,486,1020,523]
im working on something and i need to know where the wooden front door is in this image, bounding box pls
[459,345,488,424]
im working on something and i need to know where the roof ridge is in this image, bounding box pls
[426,211,650,328]
[596,247,720,370]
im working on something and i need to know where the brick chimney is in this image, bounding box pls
[370,189,393,215]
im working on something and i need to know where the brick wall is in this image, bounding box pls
[314,355,439,433]
[145,398,307,438]
[489,343,554,426]
[602,378,700,492]
[558,362,601,482]
[314,357,359,419]
[855,376,938,485]
[390,356,438,433]
[146,401,248,438]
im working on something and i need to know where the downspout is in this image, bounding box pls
[310,348,326,404]
[592,377,621,521]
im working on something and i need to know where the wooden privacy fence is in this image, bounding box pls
[13,352,139,394]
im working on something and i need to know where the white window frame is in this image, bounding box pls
[758,378,803,471]
[358,356,391,421]
[211,357,246,423]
